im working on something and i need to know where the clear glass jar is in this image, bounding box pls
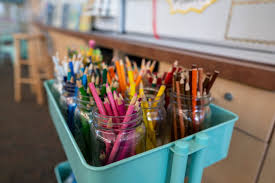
[51,73,63,101]
[167,92,212,141]
[164,84,172,108]
[59,82,77,135]
[90,108,146,166]
[141,88,170,150]
[73,94,95,164]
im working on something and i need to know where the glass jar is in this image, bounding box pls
[59,82,77,135]
[90,108,146,166]
[167,92,212,141]
[73,94,95,164]
[51,73,63,101]
[141,88,170,150]
[164,84,172,108]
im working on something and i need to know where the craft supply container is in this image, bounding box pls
[73,94,94,164]
[59,82,77,134]
[90,108,146,166]
[141,87,170,150]
[45,80,238,183]
[51,74,63,101]
[167,92,212,141]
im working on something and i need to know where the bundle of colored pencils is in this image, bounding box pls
[115,57,158,97]
[68,40,102,64]
[171,64,219,140]
[88,81,144,165]
[52,46,103,83]
[139,85,166,150]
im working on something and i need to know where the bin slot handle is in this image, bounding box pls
[169,133,209,183]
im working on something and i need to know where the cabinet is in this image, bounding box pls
[258,130,275,183]
[203,129,267,183]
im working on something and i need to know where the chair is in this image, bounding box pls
[13,33,52,105]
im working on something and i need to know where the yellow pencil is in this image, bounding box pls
[139,81,144,97]
[155,85,166,100]
[126,57,135,84]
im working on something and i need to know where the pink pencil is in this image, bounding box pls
[88,83,106,115]
[116,93,126,116]
[89,82,111,158]
[116,101,140,161]
[106,84,119,119]
[107,94,138,164]
[113,91,119,110]
[104,98,114,116]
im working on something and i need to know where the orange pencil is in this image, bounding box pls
[135,69,144,87]
[133,62,138,80]
[120,59,127,92]
[115,60,123,91]
[192,68,198,131]
[107,72,112,85]
[108,66,115,79]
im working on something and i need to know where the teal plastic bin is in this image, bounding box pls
[55,161,73,183]
[45,80,238,183]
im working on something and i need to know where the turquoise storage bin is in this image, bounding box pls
[45,80,238,183]
[55,161,73,183]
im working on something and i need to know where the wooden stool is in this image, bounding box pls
[13,33,51,105]
[36,34,53,80]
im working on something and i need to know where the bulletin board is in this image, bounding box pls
[225,0,275,46]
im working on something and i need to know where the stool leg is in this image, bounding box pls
[29,39,44,105]
[35,78,44,105]
[30,67,36,94]
[14,62,21,102]
[39,36,53,80]
[14,39,21,102]
[29,63,44,105]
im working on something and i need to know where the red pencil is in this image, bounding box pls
[191,69,198,131]
[164,67,173,85]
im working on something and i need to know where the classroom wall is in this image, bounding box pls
[125,0,275,53]
[126,0,231,42]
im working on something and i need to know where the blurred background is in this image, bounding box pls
[0,0,275,183]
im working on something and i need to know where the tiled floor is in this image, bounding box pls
[0,60,66,183]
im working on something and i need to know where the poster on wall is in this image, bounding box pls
[166,0,217,14]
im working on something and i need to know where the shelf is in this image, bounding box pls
[35,22,275,91]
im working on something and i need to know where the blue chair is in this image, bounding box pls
[0,34,28,64]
